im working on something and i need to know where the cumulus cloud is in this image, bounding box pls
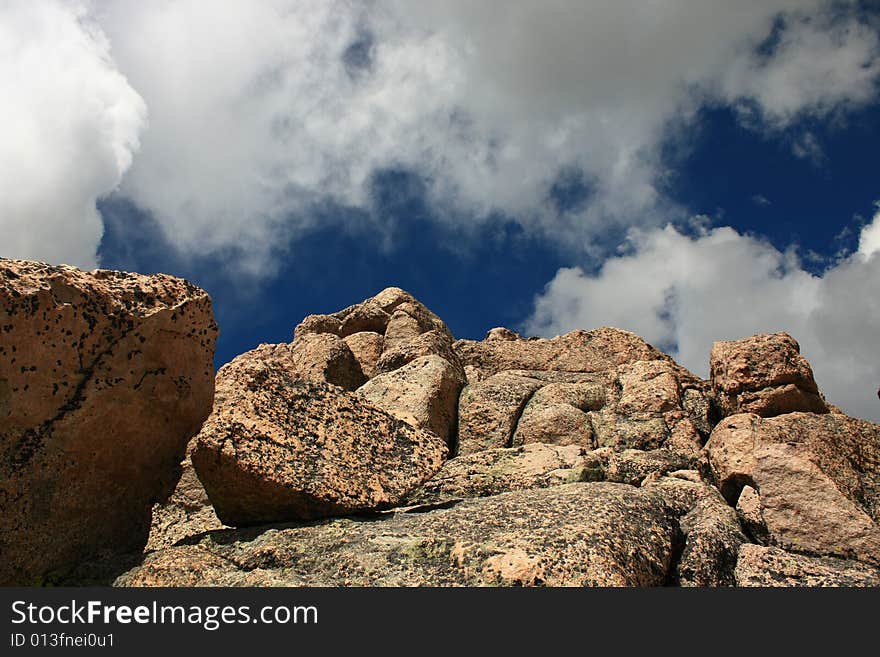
[85,1,880,270]
[526,211,880,421]
[0,0,145,268]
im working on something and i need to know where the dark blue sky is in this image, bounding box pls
[98,98,880,369]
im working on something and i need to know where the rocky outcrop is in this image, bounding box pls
[454,327,667,379]
[357,355,465,447]
[709,332,828,418]
[191,347,448,526]
[288,333,366,390]
[119,483,685,586]
[735,544,880,587]
[6,267,877,589]
[706,412,880,565]
[0,258,217,585]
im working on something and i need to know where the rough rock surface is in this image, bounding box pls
[118,483,685,587]
[191,347,448,526]
[405,443,598,506]
[288,333,366,391]
[356,355,465,447]
[735,544,880,587]
[343,331,384,379]
[457,373,544,455]
[293,287,452,349]
[453,327,668,379]
[147,441,225,551]
[512,382,605,448]
[0,259,217,584]
[707,412,880,565]
[709,332,827,417]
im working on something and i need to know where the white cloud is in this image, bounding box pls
[1,2,878,274]
[526,212,880,422]
[0,0,146,268]
[88,1,880,270]
[859,209,880,258]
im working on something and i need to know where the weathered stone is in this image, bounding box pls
[356,355,465,447]
[617,360,682,415]
[706,412,880,565]
[709,332,827,417]
[406,443,594,506]
[512,403,594,448]
[374,330,462,377]
[511,382,605,448]
[338,300,391,338]
[457,373,544,455]
[454,327,669,379]
[604,448,695,486]
[147,441,224,551]
[735,544,880,587]
[735,485,769,545]
[485,327,521,341]
[117,483,683,587]
[0,258,217,585]
[343,331,384,379]
[191,349,447,526]
[288,333,366,391]
[292,313,341,340]
[383,309,423,353]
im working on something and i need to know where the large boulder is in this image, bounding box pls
[118,483,685,587]
[709,332,828,418]
[287,333,366,390]
[0,259,217,584]
[706,412,880,565]
[293,287,453,349]
[457,374,544,455]
[453,327,668,379]
[191,347,448,526]
[356,355,465,447]
[735,544,880,587]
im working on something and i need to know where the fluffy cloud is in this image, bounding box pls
[0,0,145,268]
[79,1,880,270]
[526,212,880,421]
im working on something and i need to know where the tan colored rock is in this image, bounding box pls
[147,441,225,551]
[735,485,769,544]
[356,355,465,447]
[709,332,827,417]
[374,330,463,377]
[288,333,366,391]
[192,348,447,526]
[512,402,594,448]
[706,412,880,565]
[617,360,681,415]
[343,331,384,379]
[511,381,605,448]
[117,483,683,587]
[735,544,880,587]
[0,258,217,585]
[457,373,544,455]
[604,448,695,486]
[406,443,597,506]
[485,327,521,341]
[338,300,391,337]
[453,327,669,379]
[383,309,423,353]
[292,313,340,340]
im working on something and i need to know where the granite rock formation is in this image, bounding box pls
[4,275,878,587]
[0,258,217,584]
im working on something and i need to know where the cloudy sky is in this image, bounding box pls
[2,0,879,420]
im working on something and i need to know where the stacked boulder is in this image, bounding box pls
[4,262,877,587]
